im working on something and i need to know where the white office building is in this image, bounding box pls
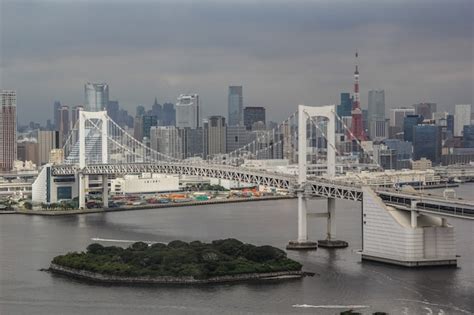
[454,104,472,137]
[150,126,183,159]
[85,83,109,112]
[390,108,415,128]
[176,94,199,128]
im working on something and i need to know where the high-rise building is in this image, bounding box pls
[58,105,70,147]
[204,116,226,158]
[413,124,442,164]
[403,114,423,142]
[389,107,415,138]
[178,128,204,159]
[243,106,265,131]
[162,103,176,126]
[390,108,414,128]
[136,105,145,117]
[85,82,109,112]
[368,89,386,140]
[71,105,84,129]
[53,101,61,129]
[337,92,352,117]
[133,116,144,142]
[228,86,243,126]
[462,125,474,148]
[106,101,119,123]
[454,104,472,137]
[0,90,17,171]
[142,115,157,139]
[226,125,251,153]
[176,94,200,128]
[150,126,182,159]
[369,119,388,141]
[413,103,437,120]
[17,140,39,166]
[368,90,385,120]
[151,98,162,122]
[37,130,60,165]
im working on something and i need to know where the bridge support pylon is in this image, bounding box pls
[78,173,87,209]
[318,198,349,248]
[102,174,109,208]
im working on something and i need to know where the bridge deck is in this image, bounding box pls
[50,163,473,219]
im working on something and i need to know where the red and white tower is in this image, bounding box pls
[350,51,366,141]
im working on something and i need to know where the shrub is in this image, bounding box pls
[129,242,149,251]
[87,243,104,254]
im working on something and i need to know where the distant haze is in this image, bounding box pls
[1,0,472,124]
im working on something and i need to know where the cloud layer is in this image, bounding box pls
[1,0,472,124]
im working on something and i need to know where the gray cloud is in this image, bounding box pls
[0,0,472,124]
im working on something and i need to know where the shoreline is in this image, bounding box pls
[12,195,295,216]
[49,263,304,285]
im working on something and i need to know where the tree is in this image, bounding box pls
[23,201,32,210]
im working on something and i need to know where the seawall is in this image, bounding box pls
[16,195,295,216]
[49,263,303,284]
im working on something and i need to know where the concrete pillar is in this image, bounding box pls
[79,113,86,169]
[441,218,448,227]
[327,197,336,240]
[411,211,418,228]
[297,192,307,242]
[102,174,109,208]
[78,173,86,209]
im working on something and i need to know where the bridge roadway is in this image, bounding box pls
[51,163,473,219]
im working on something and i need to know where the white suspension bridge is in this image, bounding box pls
[34,104,474,267]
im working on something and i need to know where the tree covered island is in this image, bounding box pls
[50,239,303,284]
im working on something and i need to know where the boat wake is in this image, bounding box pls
[292,304,369,309]
[91,237,159,244]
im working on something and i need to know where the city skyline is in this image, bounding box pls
[1,0,472,124]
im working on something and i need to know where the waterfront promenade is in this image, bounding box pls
[11,195,295,216]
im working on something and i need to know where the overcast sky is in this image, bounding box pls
[1,0,472,124]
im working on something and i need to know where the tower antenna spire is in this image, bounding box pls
[350,49,366,142]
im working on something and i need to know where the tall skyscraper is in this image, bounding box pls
[53,101,61,129]
[228,86,243,126]
[58,105,70,147]
[85,82,109,112]
[71,105,84,129]
[462,125,474,148]
[368,90,385,120]
[337,93,352,117]
[136,105,145,117]
[142,115,157,139]
[454,104,472,137]
[204,116,226,158]
[106,101,119,123]
[150,126,182,159]
[413,103,437,120]
[368,89,386,140]
[403,114,423,142]
[162,103,176,126]
[37,130,60,166]
[0,90,17,171]
[151,98,162,122]
[176,94,200,128]
[179,128,204,159]
[226,125,251,153]
[243,106,266,131]
[390,108,415,128]
[413,124,442,164]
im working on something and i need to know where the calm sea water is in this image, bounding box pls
[1,184,473,314]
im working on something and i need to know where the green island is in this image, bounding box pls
[50,239,303,284]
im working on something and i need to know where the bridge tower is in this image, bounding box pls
[288,105,347,250]
[77,111,109,209]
